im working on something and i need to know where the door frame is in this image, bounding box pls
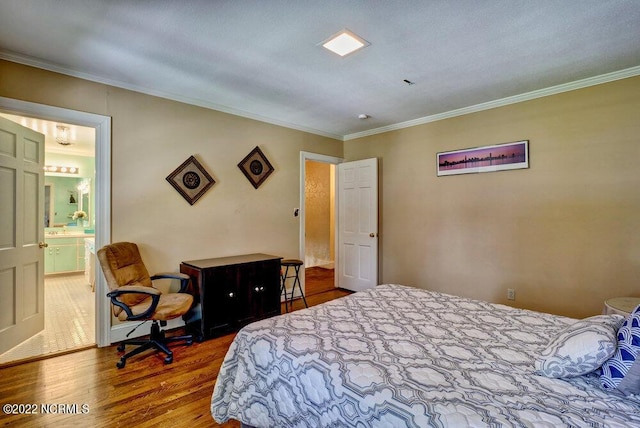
[0,96,112,347]
[299,151,343,290]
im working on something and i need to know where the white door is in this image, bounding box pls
[337,158,378,292]
[0,116,45,354]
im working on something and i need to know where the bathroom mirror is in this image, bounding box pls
[44,176,91,227]
[78,179,91,226]
[44,184,54,227]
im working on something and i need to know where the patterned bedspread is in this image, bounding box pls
[211,284,640,427]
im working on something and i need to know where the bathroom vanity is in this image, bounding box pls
[44,232,94,274]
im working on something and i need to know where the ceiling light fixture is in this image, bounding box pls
[322,29,369,57]
[56,125,71,146]
[358,114,370,120]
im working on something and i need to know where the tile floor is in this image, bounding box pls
[0,273,95,365]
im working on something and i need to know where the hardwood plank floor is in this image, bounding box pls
[304,267,335,296]
[0,288,351,428]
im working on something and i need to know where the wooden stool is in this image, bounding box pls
[281,259,307,312]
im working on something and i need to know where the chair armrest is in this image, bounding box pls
[111,285,161,295]
[151,272,191,293]
[151,272,190,281]
[107,285,161,321]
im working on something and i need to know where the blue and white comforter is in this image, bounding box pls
[212,284,640,427]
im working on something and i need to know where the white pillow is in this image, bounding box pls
[535,315,624,378]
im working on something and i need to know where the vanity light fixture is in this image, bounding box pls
[321,29,369,57]
[44,165,79,174]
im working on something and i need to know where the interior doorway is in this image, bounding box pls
[300,152,342,296]
[0,96,112,364]
[304,160,336,295]
[0,113,96,365]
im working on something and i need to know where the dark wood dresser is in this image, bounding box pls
[180,253,282,340]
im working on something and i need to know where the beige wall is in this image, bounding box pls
[3,59,638,319]
[345,76,640,318]
[0,60,342,275]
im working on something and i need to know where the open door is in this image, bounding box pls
[0,116,45,354]
[337,158,378,292]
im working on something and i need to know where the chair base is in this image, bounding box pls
[115,321,193,369]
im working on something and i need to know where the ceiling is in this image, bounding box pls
[1,1,639,141]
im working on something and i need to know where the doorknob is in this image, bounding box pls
[39,241,48,248]
[369,233,376,238]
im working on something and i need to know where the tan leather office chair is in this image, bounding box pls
[97,242,194,368]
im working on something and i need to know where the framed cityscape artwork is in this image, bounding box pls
[437,140,529,176]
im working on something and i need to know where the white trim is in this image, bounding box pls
[94,116,112,347]
[344,65,640,140]
[4,52,639,142]
[0,51,343,142]
[0,96,112,347]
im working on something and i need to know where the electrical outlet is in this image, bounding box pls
[507,288,516,301]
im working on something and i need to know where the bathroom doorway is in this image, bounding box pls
[0,113,97,365]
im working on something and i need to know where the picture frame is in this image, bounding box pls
[238,146,274,189]
[166,155,215,205]
[437,140,529,176]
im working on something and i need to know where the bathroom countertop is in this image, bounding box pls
[45,232,95,238]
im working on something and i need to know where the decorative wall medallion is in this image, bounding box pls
[238,146,274,189]
[166,155,215,205]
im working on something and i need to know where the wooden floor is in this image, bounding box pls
[0,286,351,428]
[304,266,335,296]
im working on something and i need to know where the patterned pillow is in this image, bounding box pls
[600,304,640,395]
[535,315,624,378]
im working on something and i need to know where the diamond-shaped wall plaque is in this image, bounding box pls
[238,146,274,189]
[166,155,215,205]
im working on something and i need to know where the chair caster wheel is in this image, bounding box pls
[116,359,126,369]
[117,343,125,352]
[164,356,173,364]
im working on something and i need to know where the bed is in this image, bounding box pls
[211,284,640,427]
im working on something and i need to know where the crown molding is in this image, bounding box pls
[0,51,343,141]
[2,50,638,143]
[344,65,640,141]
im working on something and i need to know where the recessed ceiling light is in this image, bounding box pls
[322,29,369,57]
